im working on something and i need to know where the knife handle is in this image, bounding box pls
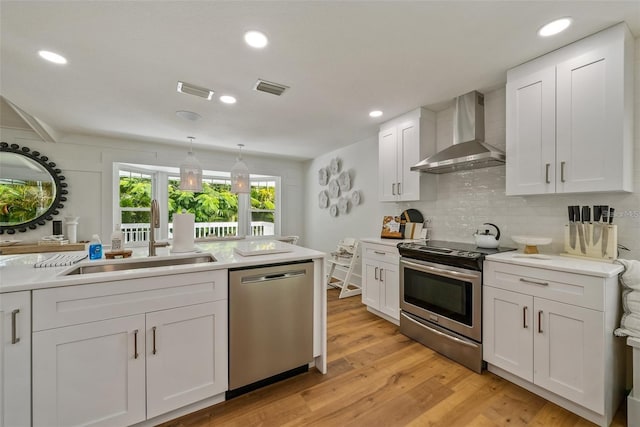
[602,206,609,223]
[582,206,591,223]
[594,205,602,222]
[568,206,574,222]
[573,205,581,222]
[609,208,614,224]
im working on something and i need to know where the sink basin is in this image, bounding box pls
[63,253,216,275]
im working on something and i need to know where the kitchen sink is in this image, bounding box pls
[62,253,217,275]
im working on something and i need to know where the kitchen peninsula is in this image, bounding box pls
[0,240,326,427]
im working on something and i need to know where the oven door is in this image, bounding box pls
[399,257,482,342]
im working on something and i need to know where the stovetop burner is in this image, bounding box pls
[397,240,516,270]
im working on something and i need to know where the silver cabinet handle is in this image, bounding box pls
[397,182,402,195]
[545,163,550,184]
[380,268,385,282]
[374,266,379,280]
[133,329,139,359]
[519,278,549,286]
[391,183,396,195]
[538,310,543,334]
[11,309,20,344]
[152,326,157,355]
[523,306,528,329]
[373,251,386,255]
[560,161,566,183]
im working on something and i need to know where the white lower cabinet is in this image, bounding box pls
[0,291,31,427]
[33,315,147,427]
[361,242,399,323]
[483,260,623,427]
[31,270,228,427]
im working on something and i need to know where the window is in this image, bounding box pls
[250,177,277,236]
[118,169,153,243]
[115,163,280,244]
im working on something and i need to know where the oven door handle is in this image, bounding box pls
[401,260,479,281]
[401,312,478,349]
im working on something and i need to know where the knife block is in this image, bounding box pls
[563,223,617,261]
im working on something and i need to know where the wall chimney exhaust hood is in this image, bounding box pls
[411,91,505,174]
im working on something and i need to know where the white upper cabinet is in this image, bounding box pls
[506,23,634,196]
[378,108,436,202]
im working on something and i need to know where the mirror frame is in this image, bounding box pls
[0,142,68,234]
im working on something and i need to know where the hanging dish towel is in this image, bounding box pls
[614,259,640,338]
[34,253,88,268]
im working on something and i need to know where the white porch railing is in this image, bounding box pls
[121,222,275,244]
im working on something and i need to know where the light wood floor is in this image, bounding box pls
[161,289,627,427]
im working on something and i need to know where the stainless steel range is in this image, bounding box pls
[397,240,515,373]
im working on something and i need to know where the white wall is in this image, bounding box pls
[0,128,305,244]
[304,38,640,260]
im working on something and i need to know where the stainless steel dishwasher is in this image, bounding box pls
[227,260,314,398]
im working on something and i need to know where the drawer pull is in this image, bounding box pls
[560,161,566,183]
[152,326,157,355]
[374,266,379,280]
[11,309,20,344]
[373,251,386,255]
[133,329,139,359]
[519,278,549,287]
[545,163,550,184]
[523,306,528,329]
[538,310,543,333]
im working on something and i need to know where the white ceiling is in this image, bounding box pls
[1,1,639,160]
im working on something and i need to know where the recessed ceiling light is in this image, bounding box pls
[538,17,572,37]
[219,95,237,104]
[244,31,268,48]
[176,110,202,121]
[38,50,67,64]
[369,110,383,118]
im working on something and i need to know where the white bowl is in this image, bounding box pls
[511,235,552,246]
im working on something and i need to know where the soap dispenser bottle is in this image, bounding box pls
[89,234,103,260]
[111,224,124,251]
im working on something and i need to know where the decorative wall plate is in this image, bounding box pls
[318,190,329,208]
[329,157,341,175]
[338,171,350,192]
[329,204,338,217]
[351,190,361,206]
[328,179,340,198]
[338,197,349,214]
[318,167,329,186]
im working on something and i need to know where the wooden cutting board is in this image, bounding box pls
[0,242,86,255]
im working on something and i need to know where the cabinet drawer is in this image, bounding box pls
[361,242,399,264]
[33,270,227,331]
[483,261,605,311]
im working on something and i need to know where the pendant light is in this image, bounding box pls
[179,136,202,192]
[230,144,250,194]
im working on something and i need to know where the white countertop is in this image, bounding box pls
[485,251,623,278]
[360,237,421,247]
[0,240,325,293]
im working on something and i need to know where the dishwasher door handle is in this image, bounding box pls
[241,270,306,284]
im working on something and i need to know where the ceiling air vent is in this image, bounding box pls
[253,79,289,96]
[177,81,214,100]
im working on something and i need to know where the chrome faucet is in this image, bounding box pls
[149,199,161,256]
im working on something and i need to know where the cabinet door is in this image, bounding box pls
[397,118,420,201]
[378,260,399,320]
[362,259,381,309]
[482,287,534,382]
[534,298,604,413]
[378,127,398,201]
[505,66,556,195]
[33,315,146,427]
[146,301,228,419]
[556,45,625,193]
[0,292,31,427]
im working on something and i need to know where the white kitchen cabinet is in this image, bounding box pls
[32,270,228,426]
[146,301,227,419]
[483,258,624,427]
[361,241,400,323]
[378,107,436,202]
[33,315,147,427]
[0,291,31,427]
[506,22,634,196]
